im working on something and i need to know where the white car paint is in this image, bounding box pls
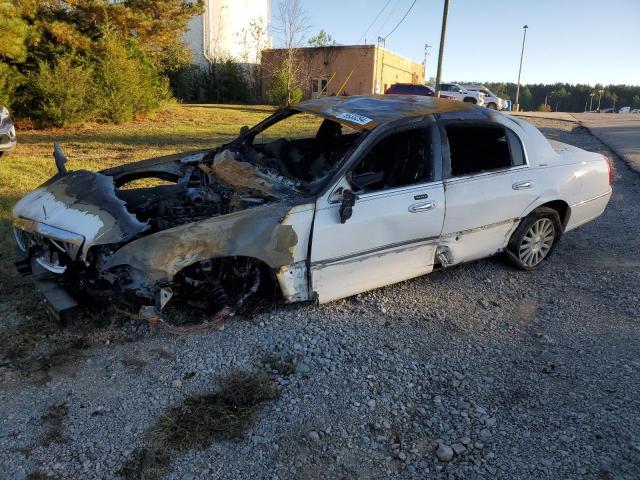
[303,111,611,303]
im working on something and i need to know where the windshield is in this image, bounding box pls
[239,110,364,187]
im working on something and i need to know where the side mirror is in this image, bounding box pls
[339,189,356,224]
[239,125,249,136]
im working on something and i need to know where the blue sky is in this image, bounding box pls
[277,0,640,85]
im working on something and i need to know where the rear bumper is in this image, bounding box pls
[565,189,612,232]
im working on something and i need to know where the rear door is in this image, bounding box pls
[310,120,445,302]
[438,121,538,263]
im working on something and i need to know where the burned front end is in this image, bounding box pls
[13,146,302,324]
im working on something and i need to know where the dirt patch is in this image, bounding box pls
[0,310,140,383]
[263,353,296,377]
[118,446,171,480]
[25,471,57,480]
[40,403,69,447]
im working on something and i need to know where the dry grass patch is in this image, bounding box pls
[155,370,280,448]
[119,370,281,479]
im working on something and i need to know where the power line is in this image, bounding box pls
[357,0,393,44]
[384,0,417,38]
[376,0,402,38]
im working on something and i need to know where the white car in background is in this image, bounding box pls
[436,83,485,106]
[463,85,507,110]
[0,106,17,157]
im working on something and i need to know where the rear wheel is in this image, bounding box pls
[507,207,562,270]
[463,97,477,104]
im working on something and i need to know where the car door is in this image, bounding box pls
[310,121,445,303]
[438,120,539,264]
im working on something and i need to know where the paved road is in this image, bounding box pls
[512,112,640,175]
[572,114,640,174]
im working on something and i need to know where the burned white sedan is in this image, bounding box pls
[13,96,612,323]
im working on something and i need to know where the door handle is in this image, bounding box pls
[513,181,533,190]
[408,201,436,213]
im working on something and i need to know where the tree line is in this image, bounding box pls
[458,82,640,112]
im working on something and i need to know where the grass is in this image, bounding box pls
[0,103,319,329]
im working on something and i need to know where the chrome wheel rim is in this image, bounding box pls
[519,218,555,267]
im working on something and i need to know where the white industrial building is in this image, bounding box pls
[185,0,272,66]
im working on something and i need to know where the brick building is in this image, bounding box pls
[261,45,425,100]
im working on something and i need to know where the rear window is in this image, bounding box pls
[445,124,525,176]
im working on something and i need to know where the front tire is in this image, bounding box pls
[487,102,497,110]
[507,207,562,270]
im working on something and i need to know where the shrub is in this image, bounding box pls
[170,60,251,103]
[0,62,23,109]
[267,65,302,106]
[93,33,168,123]
[28,55,95,127]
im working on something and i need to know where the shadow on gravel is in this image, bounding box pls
[118,370,282,480]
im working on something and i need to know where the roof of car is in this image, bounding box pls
[295,94,476,130]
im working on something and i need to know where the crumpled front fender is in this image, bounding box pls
[101,202,298,283]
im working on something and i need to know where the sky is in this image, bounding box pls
[274,0,640,86]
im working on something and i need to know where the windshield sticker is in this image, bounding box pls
[336,112,373,125]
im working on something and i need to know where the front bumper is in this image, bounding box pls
[13,218,85,273]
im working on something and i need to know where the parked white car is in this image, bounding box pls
[462,85,507,110]
[436,83,485,106]
[0,106,17,156]
[13,95,612,323]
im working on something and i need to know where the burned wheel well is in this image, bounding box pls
[172,256,281,314]
[537,200,570,228]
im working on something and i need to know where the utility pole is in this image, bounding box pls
[423,44,431,84]
[378,36,386,94]
[589,92,595,112]
[514,25,528,112]
[434,0,450,98]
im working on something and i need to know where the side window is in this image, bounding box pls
[445,124,524,176]
[350,128,432,193]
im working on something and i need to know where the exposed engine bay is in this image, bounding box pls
[12,111,364,326]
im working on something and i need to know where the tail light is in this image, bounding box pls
[605,156,613,186]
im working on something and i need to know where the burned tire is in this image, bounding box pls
[463,97,477,104]
[506,207,563,271]
[172,257,277,322]
[487,102,497,110]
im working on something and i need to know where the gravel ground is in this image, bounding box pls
[1,118,639,480]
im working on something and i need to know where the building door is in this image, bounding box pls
[311,78,328,99]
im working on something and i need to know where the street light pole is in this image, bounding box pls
[514,25,528,112]
[434,0,450,98]
[597,89,604,112]
[589,92,594,112]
